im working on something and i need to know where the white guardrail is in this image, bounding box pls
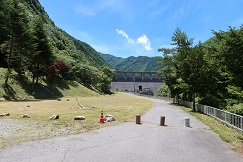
[154,96,243,131]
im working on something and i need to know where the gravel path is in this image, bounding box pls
[0,119,24,138]
[0,96,242,162]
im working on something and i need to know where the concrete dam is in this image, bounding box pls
[110,71,164,96]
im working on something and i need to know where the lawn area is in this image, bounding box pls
[0,92,153,150]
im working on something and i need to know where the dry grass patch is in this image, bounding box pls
[0,92,153,150]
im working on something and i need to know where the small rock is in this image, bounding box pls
[27,105,30,107]
[49,114,59,120]
[4,113,10,116]
[105,114,115,122]
[22,114,30,118]
[0,113,10,117]
[74,116,85,120]
[66,99,70,101]
[70,106,74,109]
[57,98,61,101]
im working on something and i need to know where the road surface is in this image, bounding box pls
[0,95,242,162]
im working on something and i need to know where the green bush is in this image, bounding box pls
[157,85,169,97]
[226,103,243,116]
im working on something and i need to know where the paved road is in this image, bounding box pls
[0,95,242,162]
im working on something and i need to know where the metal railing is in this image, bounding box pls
[131,93,243,131]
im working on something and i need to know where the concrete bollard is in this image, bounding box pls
[160,116,165,126]
[136,114,141,124]
[185,117,190,127]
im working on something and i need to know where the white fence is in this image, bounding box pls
[156,96,243,131]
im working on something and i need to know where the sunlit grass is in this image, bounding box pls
[0,92,153,150]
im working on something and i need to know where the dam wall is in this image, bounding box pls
[110,82,164,96]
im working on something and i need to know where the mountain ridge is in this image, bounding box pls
[99,53,161,72]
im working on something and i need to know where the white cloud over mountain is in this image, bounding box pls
[116,29,152,51]
[136,34,152,51]
[116,29,134,44]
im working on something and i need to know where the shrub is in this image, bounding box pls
[226,103,243,116]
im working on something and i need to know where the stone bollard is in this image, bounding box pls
[160,116,165,126]
[136,114,141,124]
[185,117,190,127]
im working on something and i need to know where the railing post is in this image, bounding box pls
[241,116,243,131]
[230,113,234,125]
[204,105,207,114]
[225,111,227,124]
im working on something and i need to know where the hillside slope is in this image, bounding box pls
[0,0,108,69]
[0,0,112,99]
[100,53,161,72]
[0,68,98,100]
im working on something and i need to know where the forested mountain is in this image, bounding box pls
[100,53,161,72]
[0,0,113,95]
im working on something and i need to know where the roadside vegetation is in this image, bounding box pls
[157,26,243,115]
[180,106,243,155]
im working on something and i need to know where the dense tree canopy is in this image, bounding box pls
[213,26,243,88]
[158,27,243,114]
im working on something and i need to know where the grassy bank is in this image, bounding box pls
[180,106,243,155]
[0,93,153,150]
[0,68,98,100]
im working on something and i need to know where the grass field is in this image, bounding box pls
[0,93,153,150]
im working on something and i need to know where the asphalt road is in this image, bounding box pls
[0,95,242,162]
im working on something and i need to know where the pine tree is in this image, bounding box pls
[32,17,55,84]
[4,0,33,83]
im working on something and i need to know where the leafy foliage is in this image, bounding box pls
[158,27,243,114]
[213,26,243,88]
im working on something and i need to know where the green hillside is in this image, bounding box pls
[0,0,113,99]
[100,53,161,72]
[0,0,107,68]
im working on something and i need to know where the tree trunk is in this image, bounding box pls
[5,29,14,84]
[192,93,196,112]
[32,71,35,84]
[35,64,39,84]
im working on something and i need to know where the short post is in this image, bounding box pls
[185,117,190,127]
[160,116,165,126]
[136,114,141,124]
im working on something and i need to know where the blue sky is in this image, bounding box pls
[38,0,243,58]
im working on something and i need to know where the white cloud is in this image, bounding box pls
[116,29,152,51]
[136,34,152,51]
[116,29,134,44]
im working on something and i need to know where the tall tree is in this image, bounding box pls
[158,28,193,100]
[0,0,10,67]
[158,29,215,111]
[4,0,33,83]
[32,17,55,83]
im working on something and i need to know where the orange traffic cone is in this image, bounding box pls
[99,111,105,123]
